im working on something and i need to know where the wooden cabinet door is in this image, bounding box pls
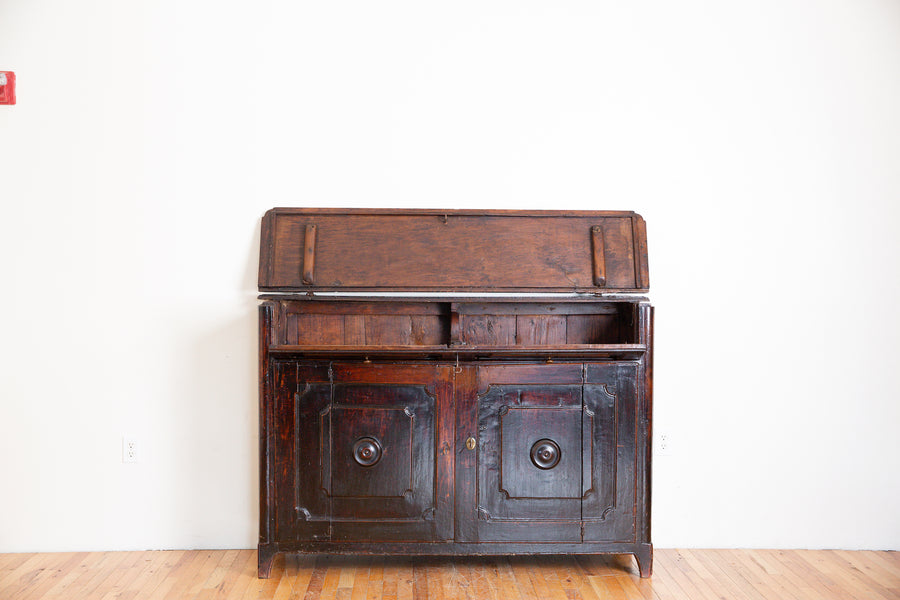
[277,362,454,543]
[457,362,639,543]
[271,361,331,543]
[581,362,639,543]
[468,364,586,542]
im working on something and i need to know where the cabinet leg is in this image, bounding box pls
[258,544,277,579]
[634,543,653,577]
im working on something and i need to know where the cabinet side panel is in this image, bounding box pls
[272,361,299,539]
[259,304,274,545]
[639,305,653,545]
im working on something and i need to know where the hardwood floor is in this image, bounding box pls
[0,549,896,599]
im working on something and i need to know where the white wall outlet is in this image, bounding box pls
[658,433,673,457]
[122,437,138,463]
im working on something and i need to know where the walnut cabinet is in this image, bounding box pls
[257,209,653,577]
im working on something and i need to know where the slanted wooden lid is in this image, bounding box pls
[258,208,649,293]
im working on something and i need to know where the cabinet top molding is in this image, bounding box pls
[258,208,650,294]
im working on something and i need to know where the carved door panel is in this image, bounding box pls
[289,362,452,543]
[272,362,331,543]
[581,362,638,542]
[464,362,639,544]
[472,364,585,542]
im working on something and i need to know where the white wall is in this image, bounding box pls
[1,0,898,552]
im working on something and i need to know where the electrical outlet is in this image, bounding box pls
[122,437,138,463]
[658,433,673,457]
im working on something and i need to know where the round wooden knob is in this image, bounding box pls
[353,437,383,467]
[530,439,561,470]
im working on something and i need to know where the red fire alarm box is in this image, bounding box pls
[0,72,16,105]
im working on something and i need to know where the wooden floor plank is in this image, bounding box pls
[146,549,202,600]
[160,550,216,600]
[396,559,413,600]
[721,548,803,600]
[757,549,821,600]
[98,551,164,600]
[365,557,384,600]
[615,570,657,600]
[218,549,258,600]
[858,550,900,581]
[320,556,344,600]
[738,549,808,600]
[285,555,317,600]
[243,552,286,600]
[102,550,173,600]
[125,550,188,600]
[537,557,572,600]
[29,551,103,600]
[832,549,900,592]
[0,554,31,574]
[423,561,444,600]
[11,552,82,600]
[653,550,716,600]
[90,551,150,600]
[492,558,521,600]
[70,550,139,600]
[683,548,757,600]
[16,552,87,600]
[0,549,896,600]
[349,556,371,600]
[830,549,900,597]
[411,559,427,600]
[381,558,398,600]
[798,549,895,600]
[661,549,725,600]
[509,557,539,600]
[0,554,54,597]
[778,548,853,600]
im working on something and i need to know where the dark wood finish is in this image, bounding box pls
[592,225,607,286]
[258,208,649,293]
[258,209,653,578]
[302,224,317,284]
[475,371,585,542]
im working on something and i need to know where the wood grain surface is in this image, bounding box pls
[0,549,896,599]
[258,208,649,293]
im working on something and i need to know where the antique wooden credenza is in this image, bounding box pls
[257,208,653,577]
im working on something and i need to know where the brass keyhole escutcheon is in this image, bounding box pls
[466,437,476,451]
[531,439,561,470]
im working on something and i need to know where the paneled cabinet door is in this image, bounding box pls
[461,362,638,543]
[582,362,639,543]
[276,362,454,544]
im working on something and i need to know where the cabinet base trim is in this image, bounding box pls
[257,541,652,578]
